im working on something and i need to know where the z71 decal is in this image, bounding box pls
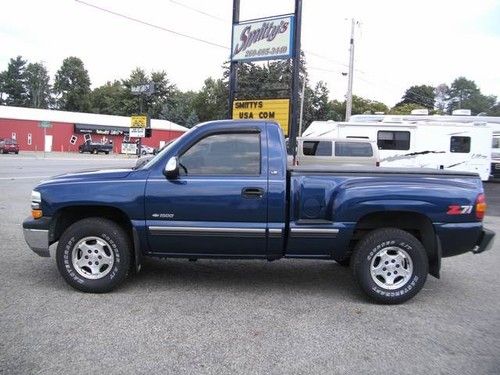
[447,205,473,215]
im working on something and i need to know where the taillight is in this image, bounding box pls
[475,193,487,220]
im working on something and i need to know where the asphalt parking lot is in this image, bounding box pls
[1,153,499,374]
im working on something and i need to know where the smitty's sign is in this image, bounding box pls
[231,15,294,62]
[232,99,290,135]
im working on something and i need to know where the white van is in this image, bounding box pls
[296,137,379,167]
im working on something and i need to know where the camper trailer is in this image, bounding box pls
[347,111,500,180]
[302,118,492,181]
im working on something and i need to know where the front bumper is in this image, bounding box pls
[22,216,52,257]
[472,228,495,254]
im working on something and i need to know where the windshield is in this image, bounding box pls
[140,126,197,169]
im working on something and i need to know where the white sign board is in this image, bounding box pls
[121,143,137,155]
[130,128,146,138]
[231,15,294,62]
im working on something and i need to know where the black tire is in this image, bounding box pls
[92,149,97,154]
[351,228,428,304]
[15,151,19,154]
[105,151,109,155]
[56,217,131,293]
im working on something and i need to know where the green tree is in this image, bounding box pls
[121,68,176,118]
[193,77,228,122]
[487,102,500,116]
[161,90,197,126]
[90,80,128,115]
[330,96,389,120]
[1,56,28,107]
[54,57,91,111]
[25,62,51,108]
[389,102,427,115]
[397,84,435,109]
[434,83,449,113]
[447,77,496,115]
[0,70,5,105]
[186,110,200,127]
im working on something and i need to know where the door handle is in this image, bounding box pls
[242,187,264,198]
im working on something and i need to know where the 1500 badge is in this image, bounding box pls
[152,213,174,219]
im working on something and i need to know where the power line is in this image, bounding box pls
[74,0,229,50]
[168,0,227,22]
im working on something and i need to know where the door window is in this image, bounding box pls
[179,132,261,175]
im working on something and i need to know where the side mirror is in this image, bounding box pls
[164,156,179,178]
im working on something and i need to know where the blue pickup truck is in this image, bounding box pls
[23,120,495,303]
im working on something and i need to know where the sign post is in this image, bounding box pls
[38,121,52,158]
[130,115,148,157]
[228,0,302,158]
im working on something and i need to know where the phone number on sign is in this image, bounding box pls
[245,46,288,58]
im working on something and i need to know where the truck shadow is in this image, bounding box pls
[124,257,362,300]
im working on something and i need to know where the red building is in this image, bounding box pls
[0,106,188,153]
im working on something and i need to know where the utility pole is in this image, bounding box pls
[298,77,306,137]
[345,18,357,122]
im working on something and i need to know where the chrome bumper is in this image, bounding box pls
[23,228,50,257]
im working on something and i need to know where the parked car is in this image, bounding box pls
[78,141,113,154]
[297,137,379,167]
[140,145,155,155]
[0,138,19,154]
[23,120,494,304]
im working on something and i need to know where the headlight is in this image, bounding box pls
[31,190,43,218]
[31,190,41,203]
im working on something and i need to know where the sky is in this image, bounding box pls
[1,0,499,107]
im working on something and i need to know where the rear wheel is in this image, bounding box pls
[92,148,97,154]
[351,228,428,304]
[56,218,131,293]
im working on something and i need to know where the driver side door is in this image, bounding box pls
[144,129,269,257]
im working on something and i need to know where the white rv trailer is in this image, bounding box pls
[302,118,492,181]
[347,112,500,179]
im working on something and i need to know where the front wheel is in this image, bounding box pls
[56,218,131,293]
[351,228,428,304]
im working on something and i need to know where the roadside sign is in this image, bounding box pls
[231,15,294,62]
[130,128,146,138]
[232,98,290,135]
[70,135,78,145]
[39,121,52,128]
[130,115,148,128]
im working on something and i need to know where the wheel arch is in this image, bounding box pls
[351,210,440,278]
[51,205,140,271]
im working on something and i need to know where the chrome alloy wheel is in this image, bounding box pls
[370,246,413,290]
[71,236,115,280]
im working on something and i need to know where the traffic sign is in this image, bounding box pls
[130,115,148,128]
[39,121,52,128]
